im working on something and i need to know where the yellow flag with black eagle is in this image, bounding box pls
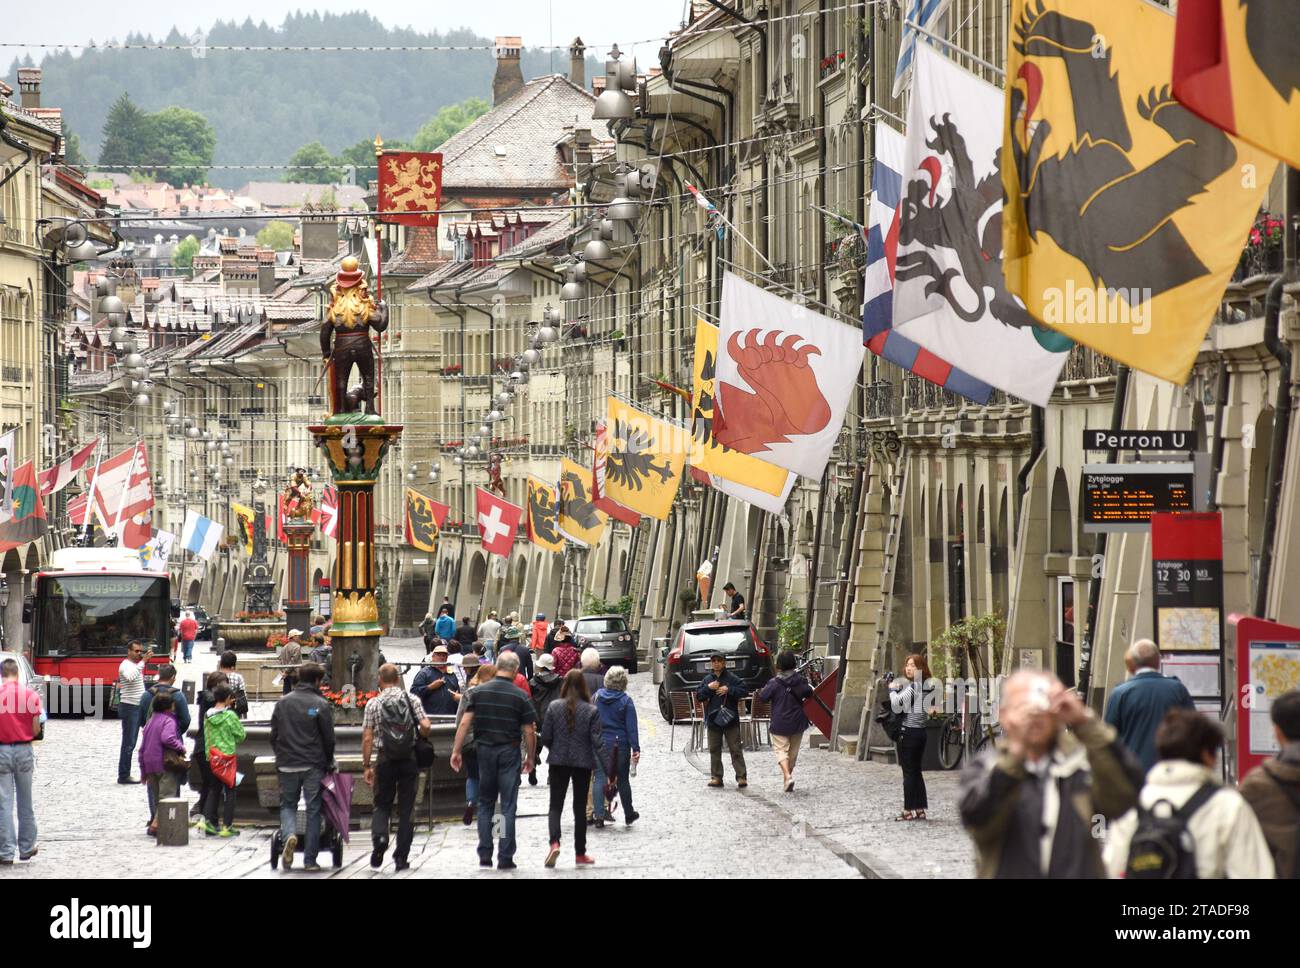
[1002,0,1277,385]
[602,397,687,521]
[525,477,565,552]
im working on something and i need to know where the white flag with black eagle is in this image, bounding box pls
[892,44,1071,407]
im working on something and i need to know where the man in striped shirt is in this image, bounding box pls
[450,650,536,870]
[117,640,153,784]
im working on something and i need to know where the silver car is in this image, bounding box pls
[0,650,46,718]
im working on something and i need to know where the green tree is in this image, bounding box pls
[283,140,342,184]
[256,220,295,250]
[410,97,490,151]
[62,129,87,167]
[172,234,199,270]
[97,92,147,172]
[141,106,216,186]
[336,137,407,187]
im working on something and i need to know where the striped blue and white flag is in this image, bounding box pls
[893,0,952,99]
[863,122,992,404]
[180,510,223,560]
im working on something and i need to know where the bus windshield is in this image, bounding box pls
[35,575,170,657]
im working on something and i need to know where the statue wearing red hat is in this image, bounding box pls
[320,255,389,415]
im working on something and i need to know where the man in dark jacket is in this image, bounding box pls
[454,617,478,652]
[501,631,534,681]
[1103,639,1194,773]
[960,670,1142,878]
[412,645,462,716]
[1240,688,1300,878]
[269,662,336,872]
[697,654,749,788]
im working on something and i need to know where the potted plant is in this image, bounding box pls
[776,599,806,651]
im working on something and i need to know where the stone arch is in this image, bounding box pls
[541,554,562,616]
[932,484,944,539]
[186,580,201,605]
[513,553,528,600]
[1049,467,1073,555]
[467,552,488,602]
[619,549,628,587]
[993,488,1010,616]
[395,564,431,629]
[311,568,324,598]
[976,486,987,545]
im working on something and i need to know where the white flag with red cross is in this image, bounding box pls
[475,486,522,558]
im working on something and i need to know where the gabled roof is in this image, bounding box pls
[439,75,608,192]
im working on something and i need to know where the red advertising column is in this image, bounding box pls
[1230,614,1300,780]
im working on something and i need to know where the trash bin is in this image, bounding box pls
[651,636,670,685]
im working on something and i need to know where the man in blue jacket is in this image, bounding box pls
[1103,639,1194,774]
[697,653,749,789]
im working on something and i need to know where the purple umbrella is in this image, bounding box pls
[320,770,354,843]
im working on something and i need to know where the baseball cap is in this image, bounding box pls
[287,628,304,637]
[536,653,555,671]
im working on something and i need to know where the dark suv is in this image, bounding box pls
[573,615,639,674]
[656,620,773,721]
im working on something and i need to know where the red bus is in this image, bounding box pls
[23,547,172,716]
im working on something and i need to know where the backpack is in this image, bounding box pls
[376,690,417,762]
[875,691,906,743]
[1124,783,1218,879]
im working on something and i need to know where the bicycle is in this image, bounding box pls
[935,643,1002,769]
[792,646,825,687]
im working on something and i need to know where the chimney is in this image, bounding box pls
[301,215,339,261]
[17,68,41,109]
[569,37,586,88]
[493,36,525,106]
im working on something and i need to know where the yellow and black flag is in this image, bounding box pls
[231,502,256,555]
[404,488,448,553]
[1003,0,1276,385]
[1174,0,1300,169]
[602,397,687,521]
[558,457,607,549]
[525,477,564,552]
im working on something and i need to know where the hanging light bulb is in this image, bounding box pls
[537,325,559,344]
[407,470,416,481]
[186,425,201,439]
[466,444,480,459]
[129,379,141,391]
[487,410,502,423]
[110,326,129,344]
[224,456,234,467]
[478,424,491,437]
[522,348,541,366]
[134,393,149,406]
[427,469,438,481]
[123,352,144,369]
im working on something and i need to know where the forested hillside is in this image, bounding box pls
[9,11,599,187]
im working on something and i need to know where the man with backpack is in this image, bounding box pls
[141,664,191,738]
[362,664,432,872]
[1240,689,1300,878]
[269,662,335,872]
[959,670,1143,878]
[1105,707,1273,878]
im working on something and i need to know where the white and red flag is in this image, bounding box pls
[475,486,522,557]
[91,442,154,548]
[39,439,99,497]
[713,271,864,481]
[590,419,641,527]
[319,484,339,539]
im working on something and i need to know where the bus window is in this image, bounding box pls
[36,575,170,657]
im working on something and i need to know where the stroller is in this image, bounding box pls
[270,769,353,870]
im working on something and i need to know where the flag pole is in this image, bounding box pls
[903,19,1006,79]
[80,438,104,545]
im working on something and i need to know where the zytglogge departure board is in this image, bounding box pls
[1081,463,1194,533]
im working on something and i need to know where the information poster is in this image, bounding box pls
[1246,640,1300,756]
[1151,512,1223,654]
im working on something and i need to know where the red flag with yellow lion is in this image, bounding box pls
[377,152,443,227]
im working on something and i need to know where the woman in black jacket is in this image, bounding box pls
[757,650,814,792]
[539,669,605,869]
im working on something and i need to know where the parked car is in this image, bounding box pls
[572,614,640,674]
[189,605,214,640]
[656,620,773,722]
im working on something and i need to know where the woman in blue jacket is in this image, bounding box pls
[592,666,640,828]
[757,650,814,792]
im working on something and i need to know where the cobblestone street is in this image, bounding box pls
[1,637,975,879]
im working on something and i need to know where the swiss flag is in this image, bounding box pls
[475,486,522,558]
[92,442,154,548]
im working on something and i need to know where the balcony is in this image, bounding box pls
[904,374,963,413]
[864,381,899,420]
[1059,344,1118,384]
[1232,215,1287,282]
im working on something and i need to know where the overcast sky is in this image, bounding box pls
[9,0,690,66]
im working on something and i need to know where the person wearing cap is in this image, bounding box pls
[501,624,535,682]
[412,644,462,716]
[277,630,305,695]
[697,653,749,788]
[530,654,565,740]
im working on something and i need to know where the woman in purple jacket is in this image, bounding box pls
[139,691,187,836]
[757,650,814,792]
